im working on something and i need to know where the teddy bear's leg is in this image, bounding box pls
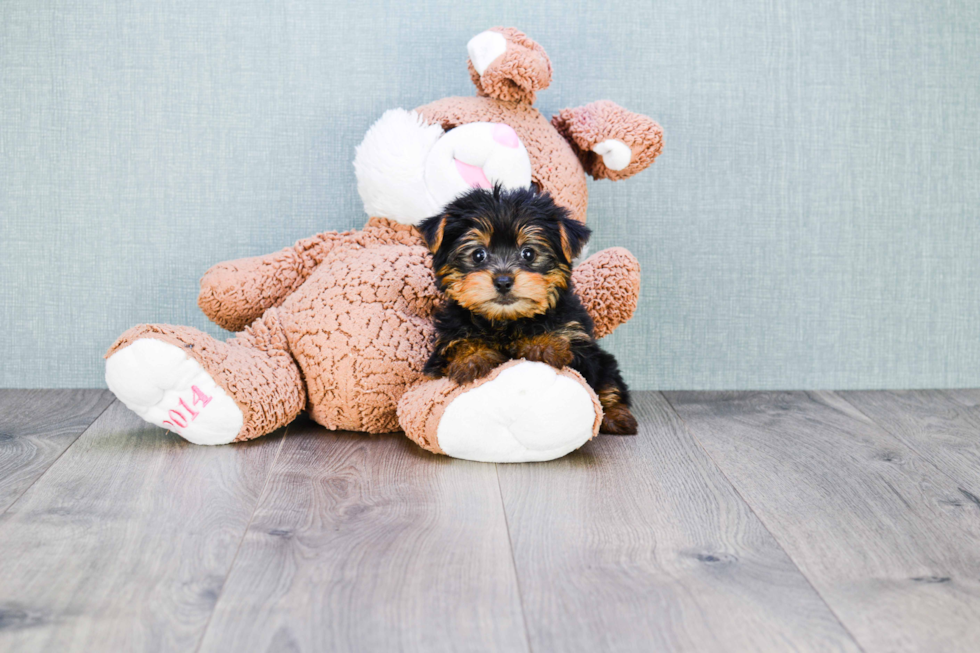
[397,360,602,463]
[104,308,305,445]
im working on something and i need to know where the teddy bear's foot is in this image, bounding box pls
[467,31,508,76]
[106,313,306,444]
[465,28,552,104]
[398,360,601,463]
[106,337,243,445]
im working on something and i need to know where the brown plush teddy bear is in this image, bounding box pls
[105,27,663,462]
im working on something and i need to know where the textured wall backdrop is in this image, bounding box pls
[2,0,979,389]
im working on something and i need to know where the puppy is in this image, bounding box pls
[418,186,638,435]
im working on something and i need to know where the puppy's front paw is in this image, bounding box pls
[513,334,573,369]
[445,344,507,386]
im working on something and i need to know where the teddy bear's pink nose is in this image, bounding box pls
[492,123,519,148]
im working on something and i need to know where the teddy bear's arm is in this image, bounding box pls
[552,101,663,182]
[572,247,642,339]
[198,230,353,332]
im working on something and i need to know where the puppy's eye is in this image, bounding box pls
[521,247,536,263]
[472,248,487,264]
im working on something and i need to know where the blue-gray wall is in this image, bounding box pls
[2,0,979,389]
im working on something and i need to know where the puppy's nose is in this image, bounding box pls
[493,274,514,293]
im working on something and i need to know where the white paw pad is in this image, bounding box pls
[436,361,597,463]
[592,139,632,171]
[467,31,507,76]
[105,338,243,445]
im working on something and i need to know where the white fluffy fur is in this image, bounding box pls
[436,362,598,463]
[354,110,534,226]
[354,109,445,225]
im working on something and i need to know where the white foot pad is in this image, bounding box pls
[467,30,507,76]
[592,139,632,171]
[105,338,243,445]
[436,361,597,463]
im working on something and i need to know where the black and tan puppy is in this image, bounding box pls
[418,186,637,435]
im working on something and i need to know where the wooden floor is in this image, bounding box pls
[0,390,978,652]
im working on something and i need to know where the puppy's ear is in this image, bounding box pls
[558,217,591,262]
[418,214,449,253]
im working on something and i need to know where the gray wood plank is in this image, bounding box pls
[495,391,860,653]
[665,390,980,653]
[842,390,980,498]
[0,400,285,653]
[198,418,528,653]
[939,388,980,409]
[0,389,114,514]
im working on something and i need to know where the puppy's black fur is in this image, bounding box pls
[418,186,637,435]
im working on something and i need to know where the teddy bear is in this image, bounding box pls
[104,27,663,463]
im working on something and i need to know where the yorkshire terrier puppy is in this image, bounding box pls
[418,186,638,435]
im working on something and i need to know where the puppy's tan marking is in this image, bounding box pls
[597,385,637,435]
[425,215,448,253]
[512,333,574,369]
[442,339,507,385]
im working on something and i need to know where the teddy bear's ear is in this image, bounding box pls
[552,101,664,181]
[466,28,552,105]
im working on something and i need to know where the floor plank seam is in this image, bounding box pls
[656,392,869,653]
[0,393,116,519]
[494,464,535,653]
[192,426,290,653]
[833,391,980,515]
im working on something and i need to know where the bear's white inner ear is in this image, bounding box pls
[354,109,445,225]
[592,139,632,171]
[467,31,507,75]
